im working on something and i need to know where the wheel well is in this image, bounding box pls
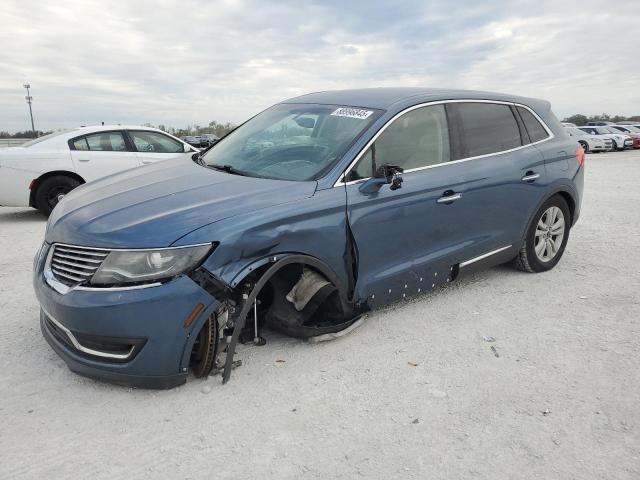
[556,190,575,225]
[29,171,85,207]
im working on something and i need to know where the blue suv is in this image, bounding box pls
[33,88,584,388]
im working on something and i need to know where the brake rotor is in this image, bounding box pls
[190,314,218,378]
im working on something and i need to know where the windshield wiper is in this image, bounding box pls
[209,164,254,177]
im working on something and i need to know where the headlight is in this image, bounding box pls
[91,244,212,286]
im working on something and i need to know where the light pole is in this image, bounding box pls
[23,83,36,137]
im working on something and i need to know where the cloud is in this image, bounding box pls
[0,0,638,132]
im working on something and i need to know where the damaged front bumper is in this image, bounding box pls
[34,245,223,389]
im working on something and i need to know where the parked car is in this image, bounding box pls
[578,126,633,150]
[199,134,220,147]
[180,136,203,147]
[0,126,196,215]
[564,127,609,152]
[561,122,577,127]
[608,125,640,148]
[34,88,584,388]
[587,121,615,126]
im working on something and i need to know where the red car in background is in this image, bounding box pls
[611,125,640,149]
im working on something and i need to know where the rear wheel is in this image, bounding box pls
[34,175,81,216]
[514,195,570,273]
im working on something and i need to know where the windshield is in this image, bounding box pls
[201,103,381,181]
[571,128,588,136]
[21,129,76,147]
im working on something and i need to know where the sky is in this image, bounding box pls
[1,0,639,133]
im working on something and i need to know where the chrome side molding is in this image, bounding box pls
[460,245,513,268]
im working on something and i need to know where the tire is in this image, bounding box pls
[611,140,619,151]
[34,175,81,216]
[578,140,589,153]
[514,194,571,273]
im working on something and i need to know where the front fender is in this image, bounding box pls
[177,187,351,297]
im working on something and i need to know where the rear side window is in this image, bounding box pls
[517,107,549,143]
[454,103,522,157]
[347,104,450,181]
[129,131,183,153]
[71,132,127,151]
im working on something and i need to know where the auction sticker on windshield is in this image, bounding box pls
[330,107,374,119]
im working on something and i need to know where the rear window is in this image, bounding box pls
[453,103,522,157]
[71,132,127,151]
[517,107,549,143]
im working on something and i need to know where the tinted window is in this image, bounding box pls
[130,131,183,153]
[72,132,127,151]
[347,104,450,180]
[517,107,549,143]
[455,103,521,157]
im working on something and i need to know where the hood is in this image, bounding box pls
[46,157,317,248]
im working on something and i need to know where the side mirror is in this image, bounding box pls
[358,164,404,193]
[184,144,192,153]
[376,164,404,191]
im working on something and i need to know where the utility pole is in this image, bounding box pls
[23,83,36,137]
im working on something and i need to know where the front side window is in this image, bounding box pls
[517,106,549,143]
[346,104,450,181]
[201,103,381,181]
[454,103,522,157]
[71,132,127,151]
[129,131,183,153]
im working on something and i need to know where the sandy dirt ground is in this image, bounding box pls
[1,151,639,479]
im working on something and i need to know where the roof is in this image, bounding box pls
[283,87,549,111]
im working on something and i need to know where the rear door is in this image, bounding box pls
[127,130,190,165]
[69,130,140,182]
[450,102,548,247]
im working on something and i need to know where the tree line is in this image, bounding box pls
[0,120,237,139]
[562,113,640,126]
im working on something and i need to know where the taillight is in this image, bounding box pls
[575,146,585,167]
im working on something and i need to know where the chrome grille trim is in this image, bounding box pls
[55,246,109,257]
[46,244,110,291]
[51,259,97,274]
[53,252,105,263]
[51,268,87,283]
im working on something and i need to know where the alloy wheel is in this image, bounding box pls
[534,206,565,262]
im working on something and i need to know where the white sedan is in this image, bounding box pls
[0,125,197,215]
[564,127,608,152]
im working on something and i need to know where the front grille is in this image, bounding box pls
[49,244,110,287]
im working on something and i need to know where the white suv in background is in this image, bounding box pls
[0,125,196,215]
[565,127,609,152]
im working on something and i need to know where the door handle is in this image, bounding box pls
[77,158,90,162]
[436,191,462,204]
[521,172,540,182]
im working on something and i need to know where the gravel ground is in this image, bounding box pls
[1,151,639,479]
